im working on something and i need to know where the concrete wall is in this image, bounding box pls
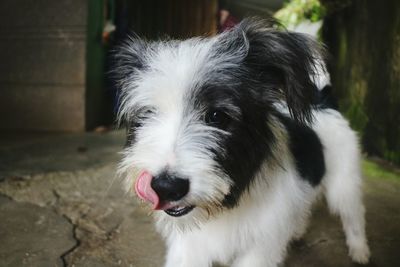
[0,0,219,132]
[0,0,87,131]
[0,0,223,132]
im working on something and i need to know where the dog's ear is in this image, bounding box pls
[236,18,323,123]
[109,36,149,88]
[108,36,151,125]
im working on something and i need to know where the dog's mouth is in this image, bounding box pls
[164,205,195,217]
[135,171,195,217]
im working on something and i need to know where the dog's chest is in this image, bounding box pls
[185,213,253,264]
[178,197,279,264]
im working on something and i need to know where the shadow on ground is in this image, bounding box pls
[0,130,399,266]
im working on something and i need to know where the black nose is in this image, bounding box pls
[151,173,189,202]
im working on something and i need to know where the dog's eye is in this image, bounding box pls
[204,109,230,128]
[133,109,155,129]
[133,121,143,128]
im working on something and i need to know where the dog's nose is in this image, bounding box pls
[151,173,189,202]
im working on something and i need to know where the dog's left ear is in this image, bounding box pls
[237,18,324,123]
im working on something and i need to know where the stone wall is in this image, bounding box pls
[322,0,400,163]
[0,0,220,132]
[0,0,88,132]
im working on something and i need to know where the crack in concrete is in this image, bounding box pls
[0,189,82,267]
[52,189,61,205]
[0,192,14,201]
[51,189,81,267]
[59,216,81,267]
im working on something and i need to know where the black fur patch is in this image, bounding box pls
[194,83,276,208]
[239,18,322,124]
[278,115,325,186]
[204,18,325,206]
[316,85,339,110]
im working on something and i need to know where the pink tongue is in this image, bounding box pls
[134,171,160,209]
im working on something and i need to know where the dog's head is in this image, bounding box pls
[112,18,322,229]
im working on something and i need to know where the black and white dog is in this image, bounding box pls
[113,18,370,267]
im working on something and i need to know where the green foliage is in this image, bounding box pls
[342,78,369,135]
[362,159,400,181]
[275,0,326,27]
[384,150,400,165]
[344,101,369,134]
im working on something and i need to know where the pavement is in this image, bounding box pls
[0,130,399,267]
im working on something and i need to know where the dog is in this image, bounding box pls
[112,18,370,267]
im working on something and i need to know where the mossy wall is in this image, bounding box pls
[322,0,400,164]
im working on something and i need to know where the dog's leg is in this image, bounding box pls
[292,215,310,241]
[315,112,371,264]
[292,202,316,241]
[325,181,370,264]
[323,151,370,263]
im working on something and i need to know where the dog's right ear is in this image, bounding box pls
[108,37,150,126]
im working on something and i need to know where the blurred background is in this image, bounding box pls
[0,1,399,267]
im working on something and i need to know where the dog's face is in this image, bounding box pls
[113,19,321,229]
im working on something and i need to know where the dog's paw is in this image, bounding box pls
[349,242,370,264]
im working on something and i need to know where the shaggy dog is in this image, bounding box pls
[113,18,370,267]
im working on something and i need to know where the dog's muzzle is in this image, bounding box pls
[135,171,195,217]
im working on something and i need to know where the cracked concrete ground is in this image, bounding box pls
[0,130,399,267]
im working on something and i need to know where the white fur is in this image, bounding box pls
[152,110,370,267]
[116,27,369,267]
[117,37,239,231]
[313,110,370,263]
[119,108,370,266]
